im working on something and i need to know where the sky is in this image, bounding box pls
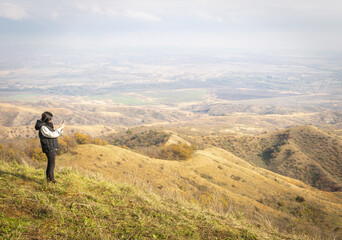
[0,0,342,53]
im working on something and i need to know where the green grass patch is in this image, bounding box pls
[86,94,153,106]
[0,93,42,102]
[84,89,206,106]
[146,89,207,104]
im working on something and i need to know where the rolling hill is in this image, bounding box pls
[0,101,195,139]
[0,101,195,128]
[199,125,342,192]
[56,144,342,239]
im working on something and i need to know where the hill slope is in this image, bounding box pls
[199,125,342,191]
[57,144,342,238]
[260,125,342,191]
[1,160,273,240]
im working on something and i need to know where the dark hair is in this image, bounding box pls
[41,111,54,129]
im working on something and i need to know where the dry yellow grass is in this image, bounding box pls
[2,159,277,240]
[57,144,342,238]
[0,102,41,114]
[197,125,342,192]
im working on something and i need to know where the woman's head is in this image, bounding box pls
[41,111,53,125]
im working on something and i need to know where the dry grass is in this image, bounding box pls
[0,159,293,240]
[56,144,342,239]
[197,125,342,192]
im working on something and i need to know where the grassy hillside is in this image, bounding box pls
[1,124,342,239]
[199,125,342,192]
[0,160,276,240]
[56,144,342,239]
[260,125,342,191]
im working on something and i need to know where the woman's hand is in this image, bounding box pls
[59,120,65,130]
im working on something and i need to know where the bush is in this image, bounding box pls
[24,139,41,157]
[92,138,108,146]
[160,144,194,160]
[74,132,108,146]
[7,148,16,161]
[0,141,30,163]
[31,148,46,162]
[58,135,77,154]
[74,132,92,144]
[295,196,305,203]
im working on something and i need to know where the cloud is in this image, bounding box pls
[90,5,104,15]
[71,2,161,21]
[51,11,58,20]
[0,0,341,51]
[195,11,223,23]
[122,10,162,21]
[0,2,29,20]
[71,3,105,15]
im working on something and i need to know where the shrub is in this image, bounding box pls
[31,148,46,162]
[74,132,108,146]
[262,147,277,164]
[58,135,77,154]
[24,139,41,157]
[92,138,108,146]
[74,132,92,144]
[285,149,294,157]
[7,148,16,161]
[295,196,305,203]
[160,144,194,160]
[126,129,133,135]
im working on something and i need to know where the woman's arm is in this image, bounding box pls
[41,126,63,138]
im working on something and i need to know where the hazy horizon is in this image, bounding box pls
[1,0,342,53]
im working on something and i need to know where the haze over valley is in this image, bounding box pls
[1,49,341,133]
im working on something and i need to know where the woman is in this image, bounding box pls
[35,111,65,183]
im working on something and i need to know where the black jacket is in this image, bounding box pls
[35,120,59,153]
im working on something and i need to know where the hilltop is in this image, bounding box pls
[56,144,342,239]
[199,125,342,192]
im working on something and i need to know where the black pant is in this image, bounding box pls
[45,150,56,181]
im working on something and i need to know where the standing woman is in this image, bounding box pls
[35,111,65,183]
